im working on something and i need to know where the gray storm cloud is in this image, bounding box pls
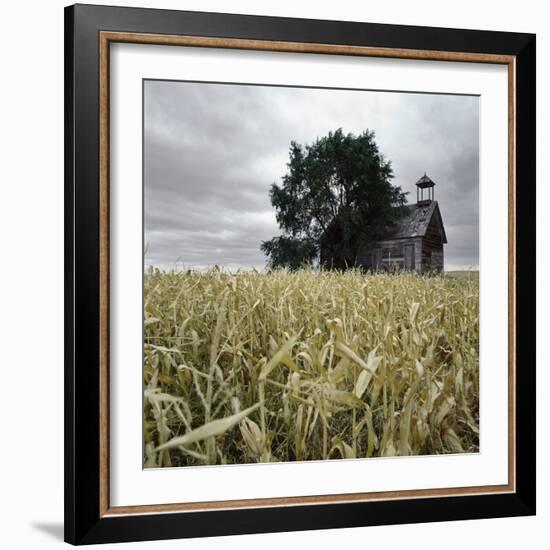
[144,80,479,271]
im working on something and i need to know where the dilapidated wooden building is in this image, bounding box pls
[321,174,447,273]
[358,174,447,273]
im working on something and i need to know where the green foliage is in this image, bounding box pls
[260,236,317,270]
[262,128,408,269]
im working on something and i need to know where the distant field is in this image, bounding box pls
[444,270,480,280]
[143,268,479,467]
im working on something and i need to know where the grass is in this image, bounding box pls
[143,267,479,467]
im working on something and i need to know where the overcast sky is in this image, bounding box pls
[144,80,479,271]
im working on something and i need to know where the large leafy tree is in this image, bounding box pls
[261,129,408,269]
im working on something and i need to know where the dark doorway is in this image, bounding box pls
[404,243,415,270]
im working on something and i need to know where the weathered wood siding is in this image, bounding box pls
[356,232,443,274]
[420,213,444,273]
[413,237,423,272]
[357,238,418,271]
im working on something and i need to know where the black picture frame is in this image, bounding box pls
[65,3,536,545]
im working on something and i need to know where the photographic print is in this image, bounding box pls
[142,80,480,468]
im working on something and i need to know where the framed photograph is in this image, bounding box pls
[64,3,536,545]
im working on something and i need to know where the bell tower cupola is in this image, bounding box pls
[416,173,435,206]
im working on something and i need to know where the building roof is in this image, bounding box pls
[415,174,436,188]
[381,201,447,243]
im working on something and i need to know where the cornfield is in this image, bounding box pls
[143,268,479,468]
